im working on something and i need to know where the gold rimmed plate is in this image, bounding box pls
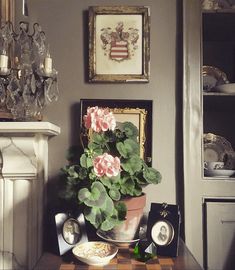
[203,66,229,92]
[203,133,235,169]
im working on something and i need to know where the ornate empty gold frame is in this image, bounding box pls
[80,99,153,165]
[110,107,147,159]
[87,107,147,159]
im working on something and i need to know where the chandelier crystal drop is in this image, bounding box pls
[0,21,58,120]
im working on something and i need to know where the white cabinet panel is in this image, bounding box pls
[206,201,235,270]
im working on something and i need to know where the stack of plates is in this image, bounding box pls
[204,169,235,178]
[204,133,235,178]
[203,66,229,92]
[215,83,235,94]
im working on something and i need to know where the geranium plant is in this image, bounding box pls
[61,106,161,231]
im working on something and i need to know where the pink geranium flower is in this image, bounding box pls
[83,106,116,132]
[93,153,121,178]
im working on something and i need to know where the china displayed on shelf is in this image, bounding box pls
[202,66,229,92]
[202,0,235,10]
[214,83,235,94]
[203,133,235,177]
[0,21,59,120]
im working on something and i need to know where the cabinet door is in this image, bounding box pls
[206,202,235,270]
[183,1,235,268]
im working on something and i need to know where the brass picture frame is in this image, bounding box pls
[88,6,150,83]
[80,99,152,165]
[109,107,147,159]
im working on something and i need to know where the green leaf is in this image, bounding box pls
[92,132,107,145]
[100,216,122,231]
[133,175,147,185]
[143,166,162,184]
[78,181,107,207]
[115,202,127,220]
[78,188,91,201]
[65,165,79,178]
[109,188,121,201]
[122,122,139,139]
[99,176,112,188]
[121,155,143,175]
[77,167,88,179]
[80,153,93,168]
[132,184,142,196]
[88,142,103,155]
[84,206,103,229]
[120,176,135,195]
[116,139,140,158]
[101,196,114,216]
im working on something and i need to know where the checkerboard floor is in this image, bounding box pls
[59,247,174,270]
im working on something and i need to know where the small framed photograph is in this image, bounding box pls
[80,99,153,165]
[147,203,181,257]
[88,6,150,83]
[55,212,88,255]
[151,220,174,246]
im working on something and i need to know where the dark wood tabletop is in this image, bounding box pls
[34,239,202,270]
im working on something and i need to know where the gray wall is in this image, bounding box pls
[16,0,182,212]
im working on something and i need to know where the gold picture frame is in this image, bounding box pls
[110,107,147,159]
[88,6,150,83]
[80,99,153,165]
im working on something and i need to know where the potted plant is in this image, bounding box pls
[60,106,161,240]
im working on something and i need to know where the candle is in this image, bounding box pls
[0,54,8,69]
[44,56,52,74]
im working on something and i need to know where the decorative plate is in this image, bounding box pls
[215,83,235,94]
[203,66,229,92]
[96,229,139,247]
[204,169,235,178]
[203,133,235,169]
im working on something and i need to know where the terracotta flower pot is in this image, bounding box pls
[112,193,146,241]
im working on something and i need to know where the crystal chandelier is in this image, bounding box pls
[0,21,58,120]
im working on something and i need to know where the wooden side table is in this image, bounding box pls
[34,239,202,270]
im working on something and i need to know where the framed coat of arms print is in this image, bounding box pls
[88,6,150,83]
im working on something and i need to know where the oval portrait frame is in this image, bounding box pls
[151,220,175,246]
[62,218,82,245]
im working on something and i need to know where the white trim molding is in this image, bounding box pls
[0,122,60,270]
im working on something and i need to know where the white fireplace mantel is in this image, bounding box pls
[0,122,60,270]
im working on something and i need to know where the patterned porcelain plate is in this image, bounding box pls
[203,133,235,169]
[203,66,229,92]
[72,241,118,266]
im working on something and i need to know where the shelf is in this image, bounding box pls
[0,122,61,136]
[203,92,235,96]
[204,176,235,180]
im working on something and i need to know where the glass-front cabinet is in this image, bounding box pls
[183,1,235,269]
[203,9,235,180]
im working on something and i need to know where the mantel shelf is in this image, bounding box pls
[0,121,61,136]
[0,121,60,270]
